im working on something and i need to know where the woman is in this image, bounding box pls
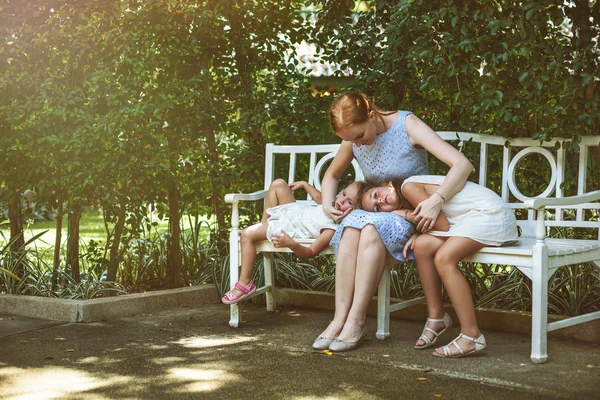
[313,92,473,352]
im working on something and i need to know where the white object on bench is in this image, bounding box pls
[225,134,600,364]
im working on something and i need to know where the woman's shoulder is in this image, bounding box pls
[385,110,412,128]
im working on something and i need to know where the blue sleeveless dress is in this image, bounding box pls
[330,111,429,261]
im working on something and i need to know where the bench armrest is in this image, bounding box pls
[225,189,267,231]
[225,190,267,203]
[523,190,600,210]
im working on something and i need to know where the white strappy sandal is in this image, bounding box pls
[414,312,453,350]
[433,333,487,358]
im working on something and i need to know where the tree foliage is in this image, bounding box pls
[311,0,599,142]
[0,0,320,284]
[1,0,598,287]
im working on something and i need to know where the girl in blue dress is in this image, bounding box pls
[314,92,474,353]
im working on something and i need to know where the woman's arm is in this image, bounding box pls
[271,230,334,258]
[321,141,355,222]
[405,114,472,232]
[401,182,450,232]
[290,181,322,204]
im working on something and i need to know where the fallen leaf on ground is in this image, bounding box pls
[434,394,443,397]
[416,377,427,381]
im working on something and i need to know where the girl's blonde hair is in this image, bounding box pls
[349,181,372,209]
[329,92,394,133]
[356,182,376,209]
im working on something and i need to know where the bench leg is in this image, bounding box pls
[264,254,276,311]
[376,270,391,340]
[228,231,241,328]
[530,244,549,363]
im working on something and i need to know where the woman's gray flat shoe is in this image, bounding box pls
[312,336,336,351]
[328,327,367,352]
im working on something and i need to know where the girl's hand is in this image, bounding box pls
[271,231,295,248]
[289,181,307,191]
[403,233,420,260]
[323,203,351,223]
[412,195,443,233]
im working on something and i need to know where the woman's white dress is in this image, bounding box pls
[402,176,518,246]
[266,202,338,242]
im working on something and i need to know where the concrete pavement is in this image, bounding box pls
[1,303,599,399]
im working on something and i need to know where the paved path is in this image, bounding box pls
[1,304,599,399]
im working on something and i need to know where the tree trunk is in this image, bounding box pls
[527,113,538,137]
[166,178,182,288]
[51,199,63,292]
[7,191,24,251]
[67,202,81,282]
[107,200,127,283]
[206,124,227,242]
[7,189,25,277]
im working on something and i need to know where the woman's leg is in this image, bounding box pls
[413,234,447,347]
[261,179,296,222]
[318,227,361,339]
[337,225,390,342]
[432,237,485,355]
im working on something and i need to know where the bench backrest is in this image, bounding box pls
[264,143,364,196]
[265,133,600,240]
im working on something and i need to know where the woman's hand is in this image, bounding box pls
[403,233,420,260]
[323,203,351,223]
[411,194,443,233]
[271,231,295,248]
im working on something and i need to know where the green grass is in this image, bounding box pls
[0,210,214,250]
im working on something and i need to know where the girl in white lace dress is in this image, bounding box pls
[222,179,367,305]
[362,177,518,358]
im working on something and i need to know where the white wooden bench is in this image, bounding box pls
[225,134,600,363]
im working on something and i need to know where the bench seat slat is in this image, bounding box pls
[249,237,600,258]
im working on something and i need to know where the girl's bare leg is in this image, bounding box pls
[261,179,296,222]
[318,227,361,339]
[229,222,269,297]
[413,234,446,347]
[337,225,390,342]
[432,237,485,356]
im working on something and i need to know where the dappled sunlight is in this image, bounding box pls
[291,388,377,400]
[0,366,131,399]
[129,343,169,350]
[74,356,100,364]
[292,397,342,400]
[169,365,240,393]
[150,356,187,365]
[174,335,258,349]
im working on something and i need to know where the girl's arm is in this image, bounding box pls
[321,141,355,222]
[271,230,334,258]
[403,233,420,261]
[391,208,417,224]
[401,182,450,232]
[405,114,472,232]
[290,181,322,204]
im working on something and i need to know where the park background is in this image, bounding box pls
[0,1,598,316]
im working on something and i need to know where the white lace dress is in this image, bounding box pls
[266,202,338,242]
[403,176,518,246]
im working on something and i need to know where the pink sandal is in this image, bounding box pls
[221,281,257,304]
